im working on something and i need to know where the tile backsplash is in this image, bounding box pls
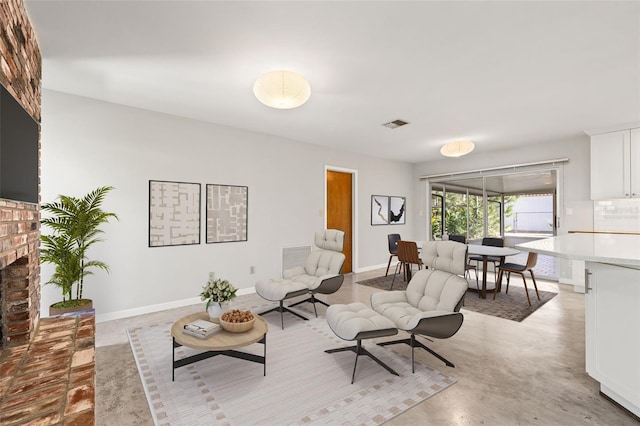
[594,199,640,233]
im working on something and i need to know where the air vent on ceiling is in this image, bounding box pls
[382,119,409,129]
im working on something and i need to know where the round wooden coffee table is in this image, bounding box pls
[171,311,268,381]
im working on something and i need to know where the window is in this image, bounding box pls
[431,194,443,238]
[487,196,502,237]
[431,188,501,240]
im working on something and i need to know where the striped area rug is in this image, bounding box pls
[128,314,456,425]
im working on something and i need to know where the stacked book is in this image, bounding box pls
[183,319,221,339]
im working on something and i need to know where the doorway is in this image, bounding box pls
[326,168,354,273]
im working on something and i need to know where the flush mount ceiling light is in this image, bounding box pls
[253,70,311,109]
[440,140,475,157]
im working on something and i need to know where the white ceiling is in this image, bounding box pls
[24,1,640,164]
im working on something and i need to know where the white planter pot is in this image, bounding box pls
[207,302,228,321]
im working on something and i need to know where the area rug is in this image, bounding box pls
[128,316,456,426]
[463,284,557,321]
[356,275,557,322]
[356,274,409,291]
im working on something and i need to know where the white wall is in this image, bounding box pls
[40,90,415,320]
[411,135,593,240]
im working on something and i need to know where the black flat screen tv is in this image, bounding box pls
[0,84,39,204]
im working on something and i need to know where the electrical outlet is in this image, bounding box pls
[209,272,215,280]
[250,266,255,274]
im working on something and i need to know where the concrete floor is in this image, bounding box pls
[96,268,638,425]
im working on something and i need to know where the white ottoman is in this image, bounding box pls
[255,278,310,329]
[325,302,399,383]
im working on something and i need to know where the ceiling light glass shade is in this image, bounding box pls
[253,70,311,109]
[440,140,475,157]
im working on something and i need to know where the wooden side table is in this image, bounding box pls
[170,312,268,381]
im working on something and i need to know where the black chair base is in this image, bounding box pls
[288,294,329,317]
[378,335,454,373]
[259,300,309,330]
[325,339,399,384]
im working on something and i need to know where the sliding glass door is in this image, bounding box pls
[431,187,497,241]
[429,170,557,242]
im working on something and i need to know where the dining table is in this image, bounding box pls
[466,244,520,299]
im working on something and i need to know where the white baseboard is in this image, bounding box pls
[95,287,256,323]
[353,262,395,273]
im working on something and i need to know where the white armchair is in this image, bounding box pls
[256,229,346,329]
[371,240,468,372]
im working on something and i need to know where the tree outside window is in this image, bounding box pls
[431,190,518,240]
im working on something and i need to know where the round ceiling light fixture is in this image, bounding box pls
[253,70,311,109]
[440,140,475,157]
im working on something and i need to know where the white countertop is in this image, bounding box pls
[467,245,520,257]
[516,234,640,267]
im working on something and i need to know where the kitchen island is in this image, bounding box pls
[517,233,640,419]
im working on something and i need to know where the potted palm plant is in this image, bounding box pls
[40,186,118,316]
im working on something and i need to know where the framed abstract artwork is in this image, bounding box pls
[371,195,389,225]
[206,184,248,243]
[148,180,201,247]
[389,196,406,225]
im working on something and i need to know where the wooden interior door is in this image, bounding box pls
[327,170,353,273]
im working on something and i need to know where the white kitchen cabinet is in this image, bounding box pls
[585,262,640,417]
[590,128,640,200]
[518,234,640,418]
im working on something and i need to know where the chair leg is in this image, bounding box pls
[289,294,331,318]
[466,267,479,294]
[391,262,401,290]
[405,263,413,281]
[259,301,309,330]
[325,339,399,384]
[410,334,415,373]
[473,267,479,290]
[530,270,540,301]
[378,335,455,372]
[385,255,394,277]
[519,272,532,306]
[351,341,360,384]
[493,269,504,300]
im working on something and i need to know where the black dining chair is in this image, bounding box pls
[385,234,402,277]
[469,237,504,284]
[448,235,478,289]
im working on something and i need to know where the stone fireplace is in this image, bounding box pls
[0,3,96,425]
[0,0,42,350]
[0,203,40,349]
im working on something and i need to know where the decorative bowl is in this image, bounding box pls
[219,309,255,333]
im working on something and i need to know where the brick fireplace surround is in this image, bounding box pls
[0,1,96,424]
